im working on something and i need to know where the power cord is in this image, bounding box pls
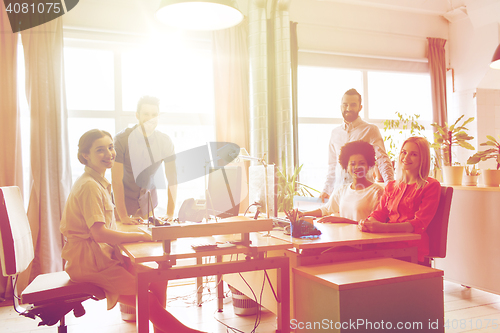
[244,202,261,217]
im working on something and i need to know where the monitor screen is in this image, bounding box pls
[248,165,276,218]
[206,166,242,218]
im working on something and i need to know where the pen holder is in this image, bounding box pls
[290,219,322,238]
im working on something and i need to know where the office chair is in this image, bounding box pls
[422,185,454,267]
[0,186,105,333]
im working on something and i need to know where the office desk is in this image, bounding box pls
[224,222,421,316]
[271,222,421,265]
[119,231,292,333]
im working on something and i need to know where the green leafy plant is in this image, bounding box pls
[465,165,480,176]
[383,112,426,160]
[467,135,500,170]
[276,156,319,212]
[430,115,475,166]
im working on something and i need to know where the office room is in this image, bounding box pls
[1,0,500,332]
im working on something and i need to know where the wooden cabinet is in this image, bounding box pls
[435,186,500,294]
[293,258,444,333]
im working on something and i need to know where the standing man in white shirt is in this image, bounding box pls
[319,88,394,201]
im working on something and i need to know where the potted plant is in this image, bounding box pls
[382,112,443,180]
[467,135,500,187]
[276,155,320,212]
[383,112,426,162]
[463,165,480,186]
[430,115,475,185]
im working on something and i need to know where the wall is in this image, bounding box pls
[289,0,448,63]
[448,1,500,165]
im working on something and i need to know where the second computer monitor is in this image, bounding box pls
[206,166,242,218]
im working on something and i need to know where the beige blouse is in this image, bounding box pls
[60,166,135,310]
[320,182,384,221]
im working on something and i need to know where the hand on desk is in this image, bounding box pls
[121,215,146,225]
[358,218,385,232]
[159,215,174,224]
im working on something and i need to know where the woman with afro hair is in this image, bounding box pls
[299,140,384,224]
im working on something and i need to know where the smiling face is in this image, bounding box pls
[347,154,369,180]
[136,104,159,136]
[340,93,362,123]
[82,135,116,175]
[399,141,421,175]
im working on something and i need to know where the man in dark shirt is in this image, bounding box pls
[111,96,177,224]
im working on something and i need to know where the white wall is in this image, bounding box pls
[448,4,500,166]
[290,0,448,62]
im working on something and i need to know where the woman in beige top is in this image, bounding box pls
[60,129,204,333]
[300,141,384,223]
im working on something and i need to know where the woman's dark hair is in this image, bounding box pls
[338,141,376,170]
[77,129,113,165]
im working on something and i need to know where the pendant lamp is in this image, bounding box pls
[156,0,244,31]
[491,43,500,69]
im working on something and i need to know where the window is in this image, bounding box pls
[17,43,30,207]
[297,65,433,192]
[62,36,216,216]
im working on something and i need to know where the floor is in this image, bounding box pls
[1,279,500,333]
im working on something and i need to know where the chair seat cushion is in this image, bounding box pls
[21,270,105,305]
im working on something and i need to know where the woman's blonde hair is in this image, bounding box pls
[77,129,113,165]
[395,136,431,188]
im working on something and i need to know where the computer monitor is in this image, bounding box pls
[248,164,276,218]
[206,166,242,218]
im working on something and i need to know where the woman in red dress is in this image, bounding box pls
[358,136,441,264]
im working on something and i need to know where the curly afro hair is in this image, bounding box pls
[338,141,376,170]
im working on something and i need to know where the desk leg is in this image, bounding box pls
[217,255,223,312]
[277,258,290,333]
[197,256,203,306]
[136,272,150,333]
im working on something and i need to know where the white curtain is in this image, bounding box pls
[212,19,250,212]
[0,1,23,300]
[20,18,72,290]
[212,19,250,150]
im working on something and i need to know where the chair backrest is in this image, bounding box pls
[0,186,34,277]
[426,185,453,259]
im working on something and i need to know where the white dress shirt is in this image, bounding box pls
[323,117,394,195]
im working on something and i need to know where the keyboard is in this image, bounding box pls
[191,243,218,251]
[272,217,290,227]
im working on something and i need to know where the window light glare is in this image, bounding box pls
[156,2,243,31]
[491,44,500,69]
[491,59,500,70]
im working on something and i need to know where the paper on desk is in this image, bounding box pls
[293,196,323,211]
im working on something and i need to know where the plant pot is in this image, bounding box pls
[442,166,464,186]
[482,169,500,187]
[462,175,479,186]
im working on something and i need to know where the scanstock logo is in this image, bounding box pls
[3,0,79,32]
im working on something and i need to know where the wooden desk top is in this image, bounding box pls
[144,216,274,241]
[118,231,292,264]
[271,222,420,250]
[293,257,442,291]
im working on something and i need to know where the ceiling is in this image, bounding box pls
[63,0,500,34]
[317,0,461,15]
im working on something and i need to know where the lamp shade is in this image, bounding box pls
[491,43,500,69]
[156,0,244,31]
